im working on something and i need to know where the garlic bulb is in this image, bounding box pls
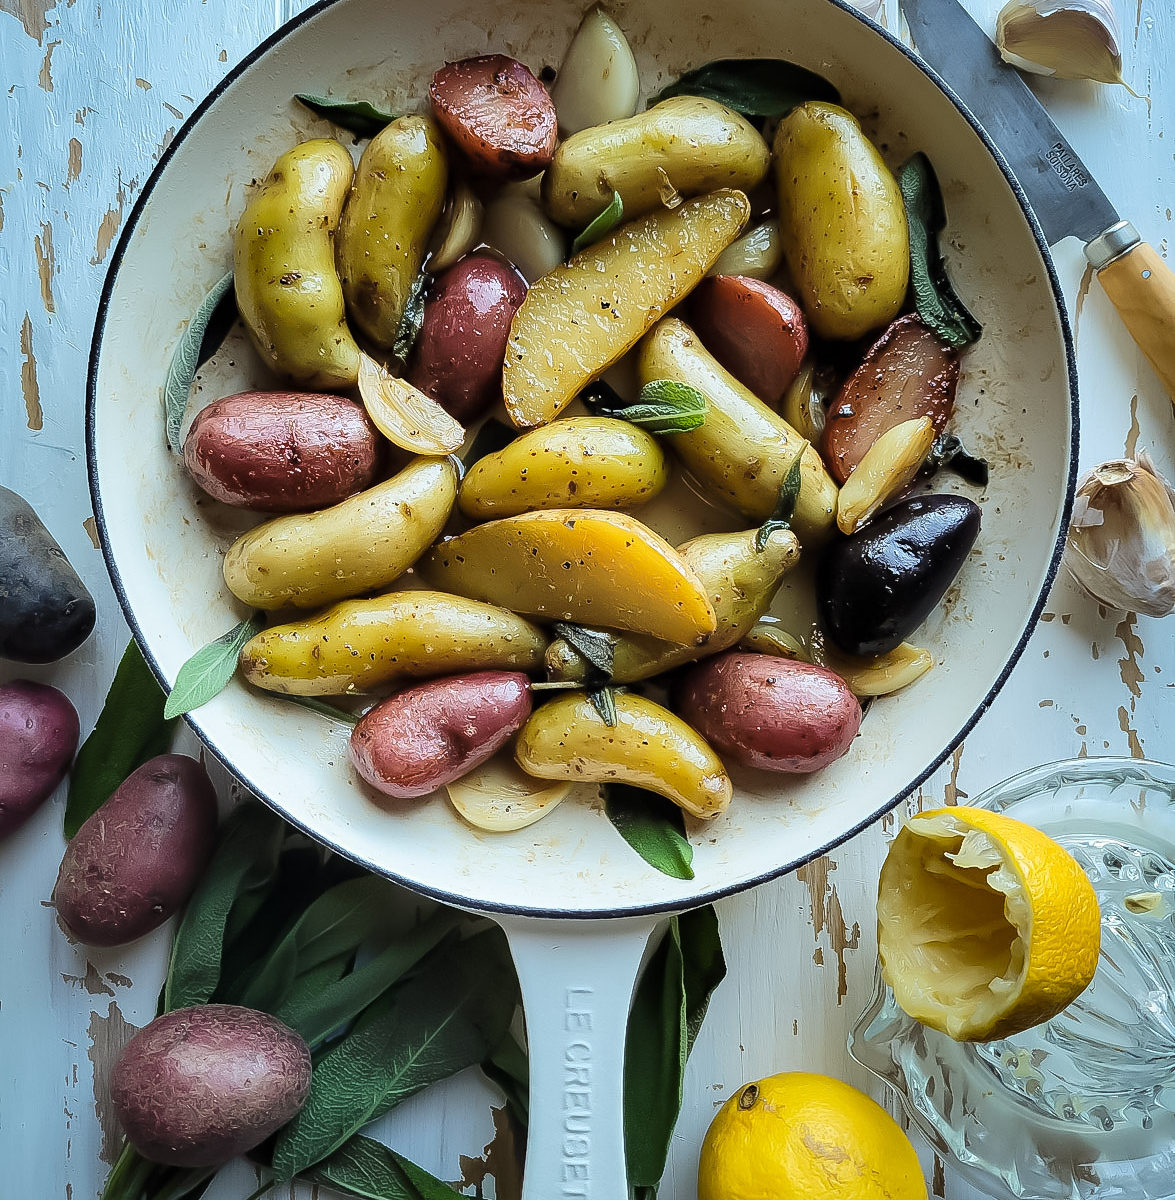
[1064,453,1175,618]
[996,0,1127,86]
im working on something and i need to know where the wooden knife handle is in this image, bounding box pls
[1097,241,1175,399]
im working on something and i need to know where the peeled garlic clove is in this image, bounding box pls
[836,416,935,535]
[740,622,809,660]
[817,641,934,697]
[1064,452,1175,617]
[447,754,572,831]
[429,180,483,274]
[481,176,567,283]
[996,0,1126,86]
[552,6,640,136]
[357,351,465,455]
[708,220,784,281]
[781,361,828,445]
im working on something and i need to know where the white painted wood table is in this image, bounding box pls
[2,0,1172,1196]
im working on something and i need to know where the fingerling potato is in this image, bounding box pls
[676,652,862,773]
[458,417,668,518]
[183,392,381,512]
[774,102,909,340]
[234,139,361,389]
[336,115,448,348]
[0,680,79,839]
[822,314,958,484]
[504,189,751,428]
[240,590,547,695]
[688,275,808,406]
[407,253,527,423]
[54,754,218,946]
[542,96,770,227]
[515,691,732,819]
[638,318,838,541]
[223,456,457,611]
[350,671,532,799]
[430,55,557,181]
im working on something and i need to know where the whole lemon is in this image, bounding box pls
[697,1072,927,1200]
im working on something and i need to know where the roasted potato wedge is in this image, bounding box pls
[240,590,548,695]
[419,508,717,644]
[234,139,361,389]
[503,189,751,428]
[223,456,457,610]
[638,318,838,541]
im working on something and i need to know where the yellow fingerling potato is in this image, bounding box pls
[514,691,732,820]
[239,590,547,695]
[419,508,716,644]
[774,102,909,340]
[638,318,838,541]
[545,525,800,683]
[336,115,448,348]
[223,456,457,611]
[542,96,770,227]
[234,139,361,389]
[458,417,668,519]
[503,189,751,429]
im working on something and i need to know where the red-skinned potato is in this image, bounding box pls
[822,314,959,484]
[111,1004,311,1167]
[677,652,861,773]
[0,680,79,839]
[407,255,527,422]
[688,275,808,405]
[350,671,532,799]
[430,55,557,180]
[54,754,218,946]
[183,392,381,512]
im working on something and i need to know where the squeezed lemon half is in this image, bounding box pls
[877,806,1101,1042]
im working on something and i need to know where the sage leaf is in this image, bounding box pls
[272,911,464,1049]
[66,639,175,838]
[650,58,839,120]
[588,686,618,727]
[271,927,517,1180]
[391,270,430,368]
[552,622,615,683]
[624,906,725,1193]
[604,784,694,880]
[163,613,262,719]
[164,270,234,454]
[900,153,982,349]
[754,449,804,550]
[275,693,361,726]
[295,93,399,138]
[582,378,707,434]
[571,190,623,255]
[163,802,286,1011]
[309,1135,457,1200]
[483,1033,530,1128]
[921,432,989,486]
[464,417,516,466]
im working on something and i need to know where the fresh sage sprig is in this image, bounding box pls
[922,432,990,486]
[163,270,236,454]
[66,640,176,838]
[605,784,695,880]
[274,693,362,726]
[307,1134,458,1200]
[294,93,399,138]
[754,449,804,550]
[581,378,707,434]
[571,189,624,255]
[163,613,262,719]
[625,906,727,1198]
[391,269,430,367]
[650,58,840,120]
[900,152,982,349]
[551,621,619,726]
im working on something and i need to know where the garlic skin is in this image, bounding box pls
[1064,453,1175,618]
[996,0,1126,86]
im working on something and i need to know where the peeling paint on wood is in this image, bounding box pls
[0,0,57,41]
[794,856,862,1004]
[61,964,115,997]
[1118,704,1145,757]
[38,37,59,89]
[66,135,82,182]
[86,1002,139,1165]
[90,177,131,266]
[458,1105,523,1200]
[35,220,55,312]
[942,745,966,807]
[1116,614,1145,698]
[82,515,99,546]
[20,312,43,430]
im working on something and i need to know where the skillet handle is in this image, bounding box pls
[500,914,660,1200]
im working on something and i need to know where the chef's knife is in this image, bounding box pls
[902,0,1175,398]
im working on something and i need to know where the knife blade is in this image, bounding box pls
[901,0,1175,399]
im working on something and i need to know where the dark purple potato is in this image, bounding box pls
[111,1004,311,1167]
[183,391,381,512]
[817,494,982,656]
[0,680,79,838]
[350,670,532,799]
[54,754,218,946]
[407,254,527,422]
